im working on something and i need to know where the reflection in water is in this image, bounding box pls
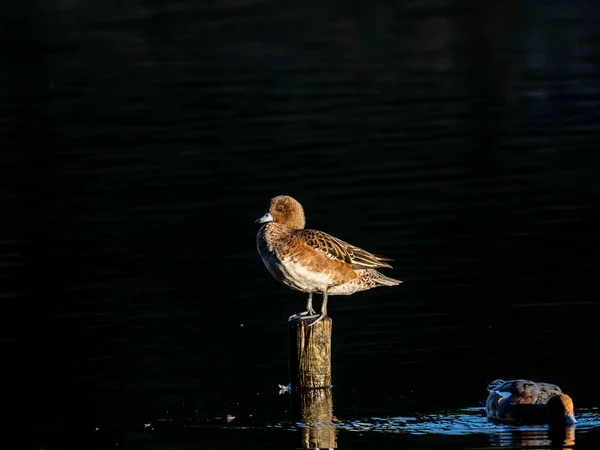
[489,426,575,448]
[289,407,600,448]
[291,388,338,449]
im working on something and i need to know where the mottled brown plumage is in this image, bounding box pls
[485,379,576,426]
[295,230,394,270]
[255,195,402,323]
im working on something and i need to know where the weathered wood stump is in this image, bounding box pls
[289,317,336,448]
[288,317,332,389]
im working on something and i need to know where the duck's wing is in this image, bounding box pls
[296,229,394,269]
[502,380,560,404]
[531,382,563,404]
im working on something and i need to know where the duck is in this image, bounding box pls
[485,379,576,426]
[255,195,402,324]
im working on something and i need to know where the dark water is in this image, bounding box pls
[3,0,600,448]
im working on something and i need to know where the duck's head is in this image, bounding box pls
[547,394,576,426]
[255,195,306,230]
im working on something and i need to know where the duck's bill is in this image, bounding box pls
[566,414,577,426]
[255,212,273,224]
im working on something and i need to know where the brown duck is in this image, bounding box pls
[255,195,402,324]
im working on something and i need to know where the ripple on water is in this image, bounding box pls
[335,407,600,435]
[264,407,600,448]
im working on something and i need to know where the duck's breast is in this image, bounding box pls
[277,258,335,292]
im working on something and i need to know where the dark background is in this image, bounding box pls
[2,0,600,448]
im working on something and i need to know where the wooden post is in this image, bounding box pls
[288,317,332,389]
[289,317,336,449]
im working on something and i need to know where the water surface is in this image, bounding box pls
[2,0,600,448]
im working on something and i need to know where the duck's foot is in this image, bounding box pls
[288,310,317,321]
[300,314,320,322]
[307,313,327,327]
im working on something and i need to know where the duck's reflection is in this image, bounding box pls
[490,425,575,448]
[291,387,338,449]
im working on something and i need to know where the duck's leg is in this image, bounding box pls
[308,290,328,326]
[306,293,316,315]
[289,293,319,321]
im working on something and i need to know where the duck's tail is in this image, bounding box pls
[328,268,403,295]
[369,269,403,286]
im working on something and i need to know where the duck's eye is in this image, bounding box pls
[278,204,286,211]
